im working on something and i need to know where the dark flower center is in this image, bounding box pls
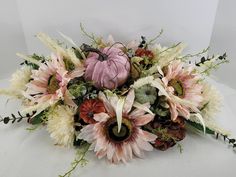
[47,74,60,94]
[106,118,132,142]
[145,90,151,95]
[87,112,94,118]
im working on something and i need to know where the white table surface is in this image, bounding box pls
[0,78,235,177]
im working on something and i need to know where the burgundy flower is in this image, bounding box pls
[79,99,106,124]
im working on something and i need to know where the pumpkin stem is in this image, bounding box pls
[81,43,108,61]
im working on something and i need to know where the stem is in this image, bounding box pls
[59,143,90,177]
[200,60,229,75]
[159,42,182,54]
[0,111,36,124]
[215,133,236,148]
[81,44,108,61]
[177,47,210,61]
[147,29,164,45]
[80,23,99,45]
[60,156,85,177]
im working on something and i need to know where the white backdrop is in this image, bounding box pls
[0,0,27,79]
[0,0,219,77]
[210,0,236,89]
[1,1,236,177]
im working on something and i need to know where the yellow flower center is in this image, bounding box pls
[169,79,184,97]
[47,74,60,94]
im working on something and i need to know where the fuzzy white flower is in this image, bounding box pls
[0,66,32,98]
[190,83,229,135]
[200,83,222,120]
[47,105,76,147]
[10,66,32,91]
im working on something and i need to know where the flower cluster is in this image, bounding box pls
[0,27,232,176]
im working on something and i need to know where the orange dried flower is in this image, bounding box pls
[79,99,106,124]
[135,48,154,59]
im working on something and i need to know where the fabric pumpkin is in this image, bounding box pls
[83,45,130,90]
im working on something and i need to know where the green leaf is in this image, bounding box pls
[30,112,45,125]
[187,120,215,135]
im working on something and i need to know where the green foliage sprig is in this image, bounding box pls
[215,133,236,149]
[187,121,236,150]
[20,53,46,69]
[195,53,229,75]
[177,47,209,61]
[59,142,90,177]
[0,111,36,124]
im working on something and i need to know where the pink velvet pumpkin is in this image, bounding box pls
[84,46,130,90]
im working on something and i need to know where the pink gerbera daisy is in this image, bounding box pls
[78,90,157,163]
[24,54,84,106]
[162,60,203,120]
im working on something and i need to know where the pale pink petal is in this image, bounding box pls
[107,143,115,161]
[96,149,107,159]
[98,91,115,116]
[139,129,157,142]
[177,105,190,119]
[69,67,84,79]
[78,125,95,142]
[135,114,154,126]
[64,90,77,107]
[93,112,110,122]
[112,152,119,164]
[136,137,153,151]
[124,143,133,160]
[169,101,178,120]
[131,142,144,158]
[129,103,150,118]
[116,146,124,162]
[94,136,108,152]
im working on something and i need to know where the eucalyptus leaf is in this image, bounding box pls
[187,120,215,135]
[30,111,45,125]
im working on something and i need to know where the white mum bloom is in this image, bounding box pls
[190,83,229,135]
[47,105,76,147]
[200,83,222,120]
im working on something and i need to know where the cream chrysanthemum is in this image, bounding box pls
[47,105,76,147]
[190,83,229,135]
[200,83,222,120]
[0,66,32,98]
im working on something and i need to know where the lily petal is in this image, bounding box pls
[123,89,135,114]
[115,97,125,133]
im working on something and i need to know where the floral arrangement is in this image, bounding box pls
[0,25,235,177]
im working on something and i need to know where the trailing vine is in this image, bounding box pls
[187,121,236,150]
[59,142,90,177]
[0,111,36,124]
[215,133,236,149]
